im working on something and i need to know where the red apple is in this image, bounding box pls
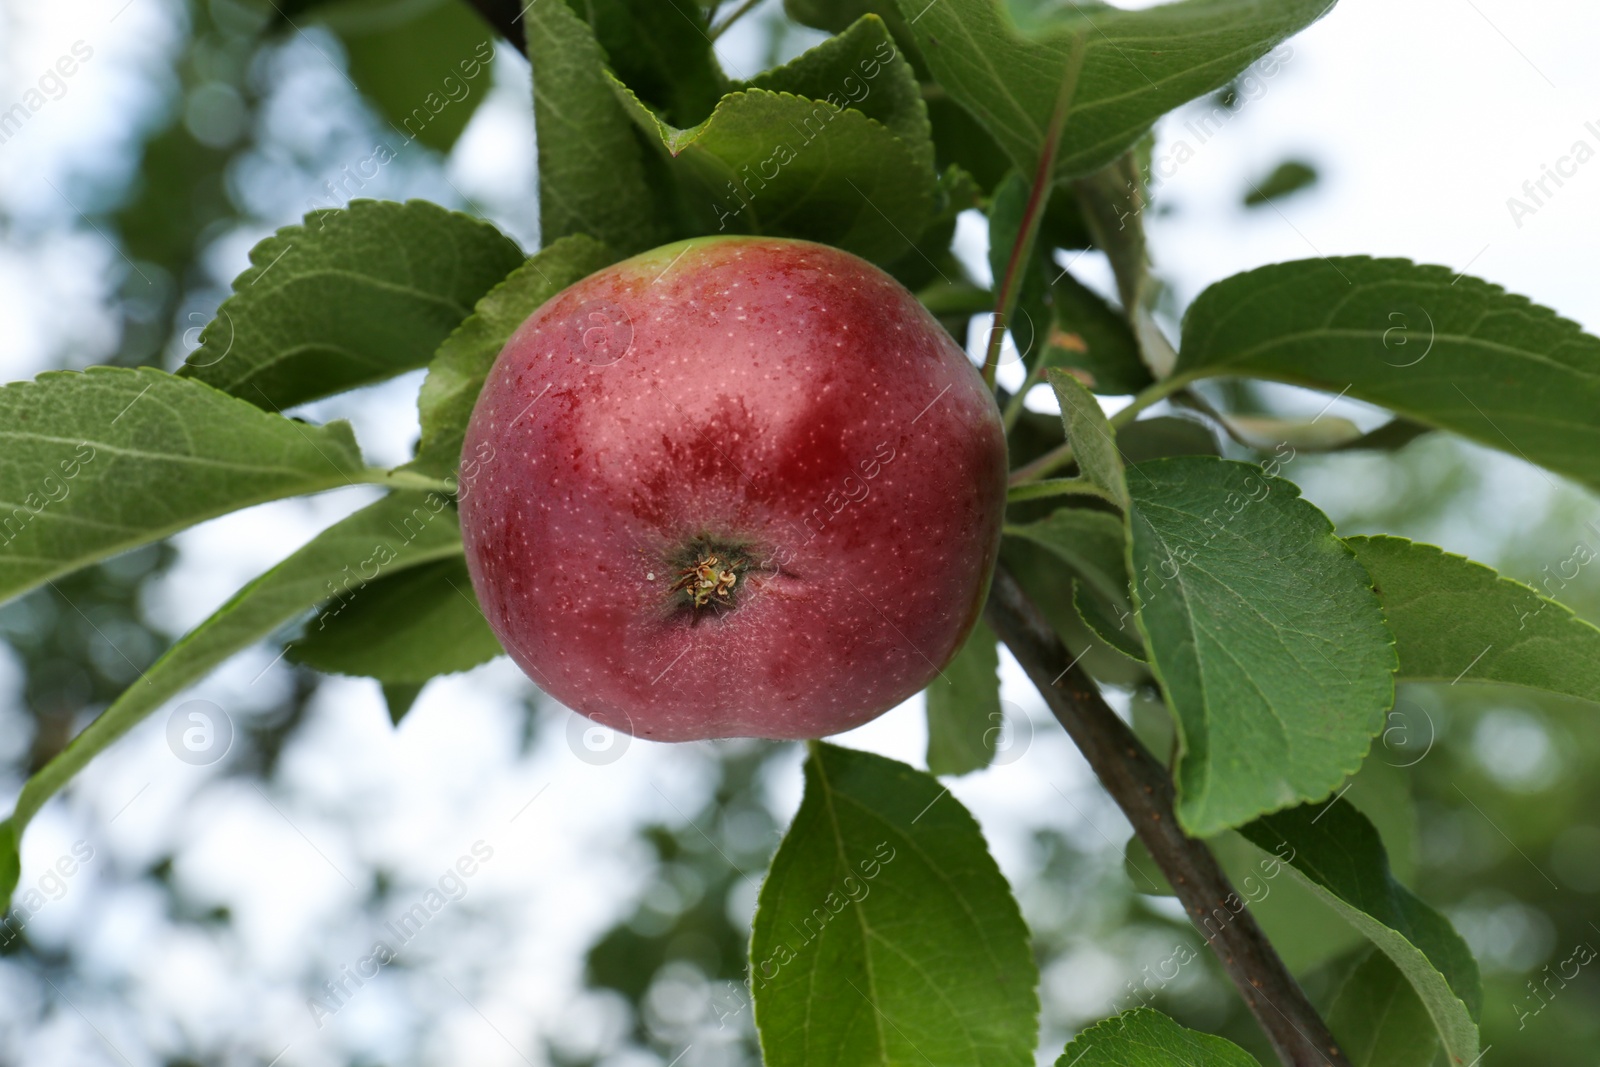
[458,236,1006,741]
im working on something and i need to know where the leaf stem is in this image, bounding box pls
[363,468,457,495]
[709,0,764,41]
[983,564,1352,1067]
[1007,373,1188,486]
[1004,478,1118,506]
[983,33,1089,389]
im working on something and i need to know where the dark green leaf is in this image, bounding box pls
[924,620,1001,776]
[1243,159,1319,207]
[327,0,497,153]
[1054,1008,1258,1066]
[0,366,368,607]
[1006,507,1130,614]
[1175,257,1600,492]
[1126,457,1395,835]
[1240,799,1481,1063]
[746,15,933,176]
[1046,369,1128,508]
[381,681,425,725]
[751,742,1037,1066]
[1042,272,1151,396]
[1117,415,1220,463]
[529,0,667,252]
[570,0,727,128]
[183,199,524,409]
[289,557,501,682]
[0,492,464,911]
[893,0,1332,181]
[1327,948,1441,1067]
[1348,535,1600,703]
[407,234,617,481]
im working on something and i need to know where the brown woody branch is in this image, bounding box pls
[984,564,1350,1067]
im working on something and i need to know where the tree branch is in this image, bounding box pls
[984,564,1350,1067]
[460,0,529,57]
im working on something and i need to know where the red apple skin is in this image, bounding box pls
[458,236,1006,741]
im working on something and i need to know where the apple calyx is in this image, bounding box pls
[667,538,755,616]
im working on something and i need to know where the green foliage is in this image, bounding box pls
[893,0,1334,181]
[407,234,617,480]
[1241,799,1481,1063]
[1176,257,1600,493]
[0,366,368,607]
[183,199,525,409]
[1055,1008,1259,1066]
[528,0,666,252]
[924,620,1001,776]
[1046,369,1128,508]
[289,557,501,682]
[0,492,465,911]
[1243,159,1319,207]
[1043,272,1152,397]
[751,743,1038,1066]
[568,0,728,128]
[1327,949,1441,1067]
[320,0,498,153]
[1005,507,1132,635]
[1125,457,1396,835]
[1349,535,1600,702]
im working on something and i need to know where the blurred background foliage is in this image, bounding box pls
[0,0,1596,1064]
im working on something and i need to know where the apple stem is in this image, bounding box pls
[982,33,1089,391]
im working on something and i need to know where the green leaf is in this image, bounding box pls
[1243,159,1319,207]
[609,20,939,264]
[529,0,667,253]
[752,742,1037,1066]
[1326,948,1441,1067]
[1054,1008,1258,1066]
[924,620,1001,776]
[1006,507,1132,620]
[406,234,617,481]
[289,557,501,682]
[328,0,497,153]
[747,15,934,177]
[0,492,464,911]
[1126,457,1396,836]
[893,0,1332,181]
[1046,369,1128,508]
[1042,272,1151,396]
[1117,415,1220,463]
[0,366,367,607]
[570,0,728,128]
[182,199,524,409]
[381,681,425,726]
[1240,799,1480,1064]
[1348,535,1600,704]
[1174,257,1600,493]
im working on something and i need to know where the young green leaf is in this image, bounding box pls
[1240,798,1481,1064]
[529,0,667,253]
[1175,257,1600,492]
[611,82,937,263]
[406,234,616,481]
[751,742,1037,1066]
[924,620,1001,776]
[1054,1008,1258,1066]
[289,557,502,682]
[1327,948,1441,1067]
[1347,535,1600,703]
[0,366,368,607]
[892,0,1332,181]
[183,199,524,409]
[1046,369,1128,508]
[0,491,465,912]
[1125,457,1395,836]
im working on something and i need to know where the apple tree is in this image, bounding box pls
[4,1,1599,1064]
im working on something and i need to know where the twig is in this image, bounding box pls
[984,565,1350,1067]
[460,0,530,56]
[983,34,1089,388]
